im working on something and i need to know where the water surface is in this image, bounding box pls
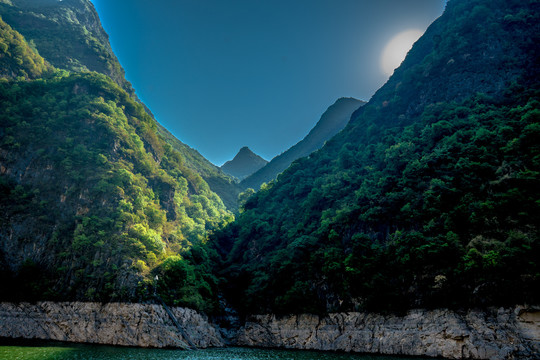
[0,342,428,360]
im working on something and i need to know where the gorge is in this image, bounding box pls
[0,0,539,359]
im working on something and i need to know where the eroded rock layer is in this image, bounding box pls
[236,307,540,359]
[1,302,539,359]
[0,302,224,348]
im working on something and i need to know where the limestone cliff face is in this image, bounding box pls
[1,302,539,359]
[235,307,540,359]
[0,302,224,348]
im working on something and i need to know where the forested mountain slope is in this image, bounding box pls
[0,5,232,312]
[0,16,52,79]
[241,97,365,190]
[214,0,540,315]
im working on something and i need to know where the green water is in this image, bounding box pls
[0,343,427,360]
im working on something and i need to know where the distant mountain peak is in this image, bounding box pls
[238,146,253,153]
[240,97,365,190]
[221,147,268,180]
[231,146,264,161]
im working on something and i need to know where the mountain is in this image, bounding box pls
[215,0,540,315]
[241,97,365,190]
[0,0,242,211]
[2,0,539,321]
[0,1,233,312]
[220,146,268,180]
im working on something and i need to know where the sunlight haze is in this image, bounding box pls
[381,29,424,76]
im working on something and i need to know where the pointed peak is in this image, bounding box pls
[221,147,268,180]
[234,146,266,160]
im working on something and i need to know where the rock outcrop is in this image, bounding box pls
[236,307,540,359]
[2,302,539,359]
[0,302,224,348]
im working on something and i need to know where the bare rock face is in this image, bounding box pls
[2,302,539,359]
[235,307,540,359]
[0,302,224,348]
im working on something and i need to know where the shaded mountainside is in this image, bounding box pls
[241,97,365,190]
[214,0,540,315]
[0,3,233,312]
[221,147,267,180]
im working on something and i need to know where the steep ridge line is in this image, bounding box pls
[240,97,365,190]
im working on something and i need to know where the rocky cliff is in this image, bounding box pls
[0,302,224,348]
[236,307,540,359]
[1,302,539,359]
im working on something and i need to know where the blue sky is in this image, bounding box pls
[90,0,446,165]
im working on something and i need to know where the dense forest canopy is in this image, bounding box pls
[213,0,540,314]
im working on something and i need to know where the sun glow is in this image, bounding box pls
[381,29,424,76]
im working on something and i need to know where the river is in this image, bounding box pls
[0,342,429,360]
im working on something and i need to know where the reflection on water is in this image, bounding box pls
[0,341,427,360]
